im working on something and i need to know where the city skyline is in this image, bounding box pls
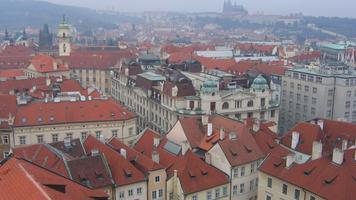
[42,0,356,18]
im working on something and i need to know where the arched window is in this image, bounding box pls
[63,44,66,53]
[247,100,254,107]
[63,32,66,38]
[222,102,229,109]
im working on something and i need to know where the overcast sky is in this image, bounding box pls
[42,0,356,18]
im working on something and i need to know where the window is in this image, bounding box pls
[233,185,238,196]
[222,102,229,109]
[129,127,134,136]
[215,188,220,198]
[169,192,173,200]
[328,89,334,96]
[137,187,142,195]
[19,136,26,145]
[81,132,87,140]
[37,135,44,143]
[240,183,245,193]
[301,74,306,80]
[346,101,351,109]
[266,195,272,200]
[2,135,9,144]
[251,163,255,173]
[248,112,253,118]
[240,166,245,176]
[192,195,198,200]
[152,191,157,199]
[159,189,163,198]
[347,90,352,97]
[307,75,314,82]
[312,98,317,105]
[52,134,58,142]
[247,100,254,107]
[312,87,317,94]
[95,131,102,138]
[282,184,288,194]
[267,177,272,188]
[155,176,160,182]
[235,100,242,108]
[250,179,254,191]
[66,133,73,139]
[223,187,228,196]
[316,76,322,83]
[297,84,301,90]
[290,82,294,89]
[271,110,275,118]
[119,191,124,199]
[112,130,118,138]
[207,191,212,200]
[128,189,133,196]
[304,85,309,92]
[3,151,10,158]
[294,189,300,200]
[310,196,315,200]
[233,168,238,178]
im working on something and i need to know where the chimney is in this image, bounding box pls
[91,149,99,156]
[342,139,348,151]
[205,152,212,164]
[317,119,324,130]
[229,132,237,140]
[152,151,159,163]
[286,154,295,168]
[207,123,213,137]
[332,148,344,165]
[291,131,300,149]
[201,115,209,126]
[120,148,127,159]
[46,78,51,86]
[252,119,260,132]
[181,141,189,155]
[311,141,322,160]
[153,136,160,147]
[220,128,225,140]
[99,134,105,143]
[64,137,71,148]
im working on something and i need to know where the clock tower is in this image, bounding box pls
[57,15,71,56]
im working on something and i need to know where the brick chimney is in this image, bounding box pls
[312,141,322,160]
[332,148,344,165]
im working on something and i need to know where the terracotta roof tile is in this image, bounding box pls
[0,94,17,119]
[14,99,135,127]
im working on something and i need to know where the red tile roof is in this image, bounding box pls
[14,99,135,127]
[84,135,146,186]
[0,77,48,94]
[0,69,25,79]
[195,56,236,71]
[259,146,356,200]
[59,79,101,98]
[289,51,321,63]
[13,144,69,177]
[228,60,288,75]
[108,137,164,174]
[281,119,356,156]
[134,129,229,195]
[0,157,108,200]
[67,154,114,189]
[0,94,17,119]
[30,54,69,73]
[0,45,35,56]
[252,124,278,155]
[0,56,31,69]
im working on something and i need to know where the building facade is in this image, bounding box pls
[279,63,356,133]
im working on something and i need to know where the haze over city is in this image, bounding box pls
[43,0,356,18]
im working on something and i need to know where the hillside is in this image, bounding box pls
[0,0,142,30]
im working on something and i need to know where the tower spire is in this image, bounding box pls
[62,14,66,23]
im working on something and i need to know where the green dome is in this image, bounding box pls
[251,75,269,91]
[201,79,219,93]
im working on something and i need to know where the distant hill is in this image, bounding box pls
[0,0,142,31]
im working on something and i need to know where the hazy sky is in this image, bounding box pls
[43,0,356,18]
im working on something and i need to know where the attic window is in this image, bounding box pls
[124,169,132,178]
[44,184,66,193]
[95,171,104,180]
[188,170,196,178]
[37,117,43,123]
[49,116,54,121]
[200,168,208,176]
[244,145,252,153]
[267,142,275,149]
[324,175,338,185]
[111,112,116,117]
[21,117,27,123]
[229,147,238,157]
[303,166,316,176]
[273,159,282,167]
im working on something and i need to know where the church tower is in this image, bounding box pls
[57,15,71,56]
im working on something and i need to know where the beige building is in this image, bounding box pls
[112,60,279,134]
[11,99,137,147]
[25,54,70,79]
[279,63,356,133]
